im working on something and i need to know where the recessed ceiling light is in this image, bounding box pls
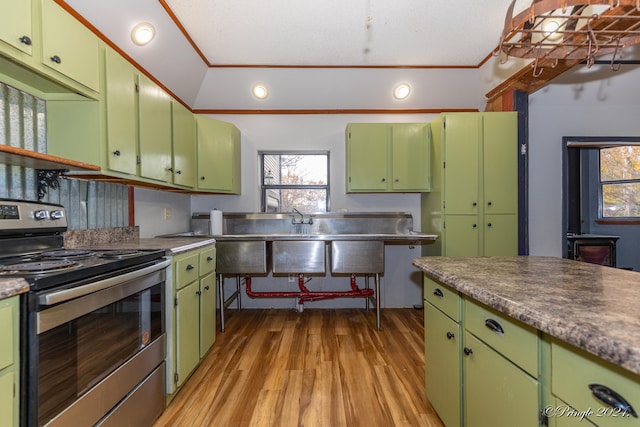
[393,83,411,100]
[252,83,269,99]
[131,22,156,46]
[542,19,563,41]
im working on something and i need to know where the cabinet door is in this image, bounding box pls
[0,0,32,55]
[0,371,14,427]
[197,117,241,193]
[425,303,461,427]
[176,281,200,387]
[104,48,137,175]
[443,114,481,214]
[463,332,539,427]
[484,214,518,256]
[483,113,518,215]
[391,123,431,191]
[199,273,217,358]
[138,73,172,182]
[443,215,480,256]
[346,123,389,191]
[41,0,99,92]
[172,101,196,188]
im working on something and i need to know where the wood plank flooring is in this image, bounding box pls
[154,308,445,427]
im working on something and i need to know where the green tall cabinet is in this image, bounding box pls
[421,112,518,256]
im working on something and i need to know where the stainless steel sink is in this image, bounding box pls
[215,241,269,274]
[331,240,384,274]
[272,240,326,274]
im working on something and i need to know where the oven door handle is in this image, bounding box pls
[39,259,171,306]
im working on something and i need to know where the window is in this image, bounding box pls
[260,152,329,212]
[600,146,640,218]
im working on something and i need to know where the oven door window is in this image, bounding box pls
[37,284,163,425]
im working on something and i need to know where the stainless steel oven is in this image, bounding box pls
[29,260,169,427]
[0,198,169,427]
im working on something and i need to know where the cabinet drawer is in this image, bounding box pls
[551,341,640,426]
[0,301,15,370]
[464,298,538,376]
[175,252,200,290]
[199,247,216,276]
[424,276,460,321]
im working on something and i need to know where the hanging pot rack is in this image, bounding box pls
[498,0,640,76]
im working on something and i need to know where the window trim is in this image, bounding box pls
[598,145,640,220]
[259,150,330,212]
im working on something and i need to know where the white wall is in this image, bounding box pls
[134,188,192,238]
[528,64,640,256]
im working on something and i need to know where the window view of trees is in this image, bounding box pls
[600,146,640,218]
[261,153,329,213]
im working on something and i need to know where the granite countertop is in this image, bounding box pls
[412,256,640,376]
[0,278,30,300]
[79,237,217,256]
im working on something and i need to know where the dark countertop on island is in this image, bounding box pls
[412,256,640,376]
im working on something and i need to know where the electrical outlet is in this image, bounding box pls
[288,274,296,283]
[164,208,172,220]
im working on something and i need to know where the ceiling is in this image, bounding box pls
[62,0,639,110]
[160,0,528,67]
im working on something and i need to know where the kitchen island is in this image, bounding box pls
[413,256,640,426]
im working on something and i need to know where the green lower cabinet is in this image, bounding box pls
[176,280,200,388]
[550,398,597,427]
[550,340,640,427]
[424,303,461,427]
[199,273,217,358]
[463,332,539,427]
[0,296,19,427]
[0,371,15,427]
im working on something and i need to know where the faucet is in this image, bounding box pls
[291,208,313,225]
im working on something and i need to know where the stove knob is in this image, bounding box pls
[34,210,50,220]
[50,210,64,220]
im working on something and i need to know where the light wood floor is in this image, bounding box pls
[154,308,445,427]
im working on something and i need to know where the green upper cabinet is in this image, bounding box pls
[0,0,33,56]
[391,123,431,191]
[104,47,137,175]
[196,116,241,194]
[171,101,196,188]
[138,73,172,182]
[421,112,518,257]
[40,0,100,92]
[346,122,431,193]
[346,123,389,191]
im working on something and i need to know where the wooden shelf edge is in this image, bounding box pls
[0,145,101,171]
[68,172,231,195]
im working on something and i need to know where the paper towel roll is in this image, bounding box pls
[210,209,223,235]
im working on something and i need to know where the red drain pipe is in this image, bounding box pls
[244,273,374,305]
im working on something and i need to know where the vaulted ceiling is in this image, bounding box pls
[62,0,640,111]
